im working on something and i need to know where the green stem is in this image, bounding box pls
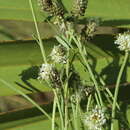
[100,77,120,110]
[86,95,92,112]
[71,102,78,130]
[64,84,68,130]
[95,93,100,107]
[105,88,120,110]
[111,51,129,130]
[0,79,52,121]
[75,98,80,130]
[52,97,57,130]
[73,36,103,106]
[53,89,64,130]
[83,55,103,106]
[29,0,47,63]
[64,53,70,130]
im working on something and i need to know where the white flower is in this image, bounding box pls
[50,45,67,63]
[38,64,54,80]
[83,106,106,130]
[114,32,130,51]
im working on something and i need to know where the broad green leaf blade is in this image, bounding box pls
[0,35,130,96]
[0,0,130,27]
[0,0,44,21]
[0,20,55,41]
[0,107,52,130]
[0,107,81,130]
[0,39,55,96]
[0,20,125,41]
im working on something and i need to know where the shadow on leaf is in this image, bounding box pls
[16,66,41,92]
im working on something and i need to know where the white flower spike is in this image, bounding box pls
[50,45,67,64]
[83,106,106,130]
[115,32,130,51]
[38,64,54,80]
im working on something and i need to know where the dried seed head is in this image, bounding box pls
[50,68,61,88]
[85,18,100,40]
[38,0,53,13]
[86,22,97,37]
[72,0,88,17]
[80,18,100,41]
[38,0,65,17]
[83,86,95,96]
[52,2,65,17]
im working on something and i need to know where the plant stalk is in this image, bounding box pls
[111,51,129,130]
[73,36,103,107]
[29,0,47,63]
[52,97,57,130]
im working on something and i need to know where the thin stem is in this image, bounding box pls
[111,51,129,130]
[0,79,52,121]
[86,95,92,112]
[64,52,70,130]
[95,93,100,107]
[84,57,103,106]
[29,0,47,63]
[52,97,57,130]
[75,98,80,130]
[53,89,64,130]
[73,36,103,106]
[105,88,120,110]
[71,102,78,130]
[99,77,120,110]
[100,77,120,110]
[64,84,68,130]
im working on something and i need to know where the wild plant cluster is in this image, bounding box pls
[27,0,130,129]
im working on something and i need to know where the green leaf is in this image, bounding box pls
[0,39,54,96]
[0,0,44,21]
[0,0,130,27]
[0,107,52,130]
[0,20,55,41]
[0,35,130,96]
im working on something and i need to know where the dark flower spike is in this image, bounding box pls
[71,0,88,17]
[38,0,65,18]
[56,0,68,14]
[38,0,53,13]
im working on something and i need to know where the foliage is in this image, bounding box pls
[0,0,130,129]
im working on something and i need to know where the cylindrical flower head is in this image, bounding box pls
[38,0,65,17]
[50,45,67,64]
[38,64,61,88]
[115,32,130,51]
[72,0,88,17]
[38,64,54,80]
[83,106,106,130]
